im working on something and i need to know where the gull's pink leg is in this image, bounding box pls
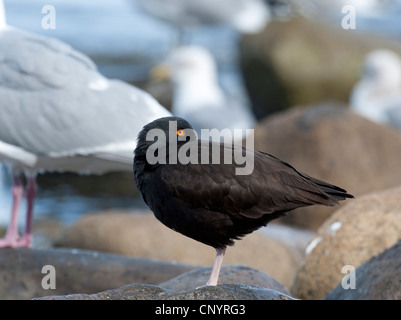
[205,247,226,286]
[16,176,36,248]
[0,176,23,248]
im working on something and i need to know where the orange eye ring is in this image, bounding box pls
[176,129,185,136]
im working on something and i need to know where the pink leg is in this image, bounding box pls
[206,247,226,286]
[16,176,36,248]
[0,176,23,248]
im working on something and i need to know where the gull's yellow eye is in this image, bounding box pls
[176,129,185,136]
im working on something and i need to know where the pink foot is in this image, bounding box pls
[0,233,32,248]
[17,234,33,248]
[0,232,20,248]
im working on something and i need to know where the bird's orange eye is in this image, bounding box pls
[176,129,185,136]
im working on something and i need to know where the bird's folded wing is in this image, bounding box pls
[157,142,344,220]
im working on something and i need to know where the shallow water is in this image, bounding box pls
[0,166,148,227]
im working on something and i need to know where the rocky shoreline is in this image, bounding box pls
[2,181,401,300]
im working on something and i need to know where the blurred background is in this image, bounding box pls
[1,0,401,232]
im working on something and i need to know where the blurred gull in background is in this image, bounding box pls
[0,0,170,247]
[350,49,401,131]
[136,0,271,42]
[152,45,256,139]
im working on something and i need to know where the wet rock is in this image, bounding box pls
[160,265,290,295]
[0,248,194,300]
[291,185,401,300]
[55,211,299,288]
[324,240,401,300]
[253,103,401,229]
[239,17,401,118]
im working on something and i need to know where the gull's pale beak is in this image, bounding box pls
[150,64,171,82]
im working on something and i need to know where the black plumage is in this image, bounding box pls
[133,116,353,286]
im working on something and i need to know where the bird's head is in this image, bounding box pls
[134,116,197,163]
[361,49,401,91]
[151,46,218,85]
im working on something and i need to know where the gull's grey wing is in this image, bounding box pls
[0,27,170,164]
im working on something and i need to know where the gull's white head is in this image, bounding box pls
[360,49,401,92]
[350,49,401,123]
[165,45,218,85]
[156,45,225,117]
[231,0,270,34]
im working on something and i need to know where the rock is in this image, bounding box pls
[239,17,401,118]
[36,284,173,300]
[55,211,299,288]
[0,248,194,300]
[253,103,401,229]
[163,284,296,300]
[34,265,295,300]
[36,283,296,300]
[324,240,401,300]
[160,265,290,295]
[291,185,401,300]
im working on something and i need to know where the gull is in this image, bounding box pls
[350,49,401,130]
[152,45,256,140]
[136,0,270,42]
[0,1,170,248]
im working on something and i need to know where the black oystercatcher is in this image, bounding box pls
[133,117,353,286]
